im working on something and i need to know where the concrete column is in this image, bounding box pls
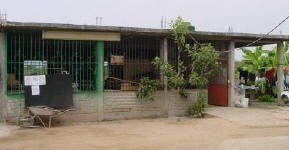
[160,40,164,84]
[96,41,104,121]
[228,41,235,107]
[277,42,284,105]
[160,38,169,116]
[163,38,168,91]
[0,32,7,119]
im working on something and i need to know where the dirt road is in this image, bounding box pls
[1,116,289,150]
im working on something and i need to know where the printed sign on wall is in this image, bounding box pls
[24,75,46,86]
[31,85,40,95]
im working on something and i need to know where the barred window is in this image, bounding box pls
[104,36,161,91]
[7,31,97,94]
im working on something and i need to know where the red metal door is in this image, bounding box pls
[208,84,228,106]
[208,57,228,106]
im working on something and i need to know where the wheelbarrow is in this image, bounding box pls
[27,106,75,128]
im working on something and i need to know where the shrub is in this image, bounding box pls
[258,95,275,102]
[281,94,289,105]
[282,96,289,104]
[186,93,206,118]
[136,77,158,101]
[255,80,266,94]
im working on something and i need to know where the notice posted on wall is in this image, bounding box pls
[38,75,46,85]
[24,75,46,86]
[31,85,40,96]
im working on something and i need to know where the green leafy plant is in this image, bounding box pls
[240,41,289,78]
[136,77,158,101]
[137,17,221,101]
[169,16,189,90]
[255,80,266,94]
[188,43,221,86]
[186,93,206,118]
[241,46,266,76]
[282,96,289,105]
[152,57,185,89]
[153,17,221,91]
[258,95,275,103]
[178,89,188,98]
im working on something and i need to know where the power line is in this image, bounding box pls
[245,14,289,47]
[188,13,289,53]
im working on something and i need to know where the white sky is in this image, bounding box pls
[2,0,289,60]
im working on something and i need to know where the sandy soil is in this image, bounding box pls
[1,116,289,150]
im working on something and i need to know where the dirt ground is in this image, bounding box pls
[1,114,289,150]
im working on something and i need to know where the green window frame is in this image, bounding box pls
[6,31,98,94]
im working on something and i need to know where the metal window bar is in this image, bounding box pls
[6,31,97,94]
[104,36,160,91]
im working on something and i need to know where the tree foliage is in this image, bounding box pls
[136,77,158,101]
[152,57,185,89]
[136,16,221,101]
[154,16,221,91]
[170,16,190,54]
[188,43,221,86]
[240,42,289,74]
[241,46,266,74]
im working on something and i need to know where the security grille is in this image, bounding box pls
[104,36,161,91]
[6,31,97,94]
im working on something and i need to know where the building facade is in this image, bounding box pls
[0,21,288,123]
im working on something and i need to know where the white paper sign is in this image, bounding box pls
[31,76,40,85]
[31,86,40,95]
[38,75,46,85]
[24,76,33,86]
[24,75,46,86]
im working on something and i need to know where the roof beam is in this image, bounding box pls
[42,30,120,41]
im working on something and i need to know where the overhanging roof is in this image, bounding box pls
[2,21,289,47]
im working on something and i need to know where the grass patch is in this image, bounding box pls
[258,95,276,103]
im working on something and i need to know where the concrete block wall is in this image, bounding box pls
[6,99,25,118]
[3,89,207,123]
[103,91,164,120]
[104,89,207,120]
[168,90,208,117]
[4,93,99,123]
[59,93,99,123]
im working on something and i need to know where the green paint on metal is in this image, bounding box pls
[74,92,98,100]
[7,33,96,93]
[2,33,7,95]
[96,41,104,95]
[7,93,24,100]
[73,91,97,98]
[96,41,104,121]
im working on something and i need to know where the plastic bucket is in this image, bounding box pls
[241,98,249,107]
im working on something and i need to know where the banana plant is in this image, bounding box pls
[241,46,266,76]
[263,41,289,68]
[284,41,289,66]
[241,42,289,75]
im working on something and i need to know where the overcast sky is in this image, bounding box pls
[2,0,289,60]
